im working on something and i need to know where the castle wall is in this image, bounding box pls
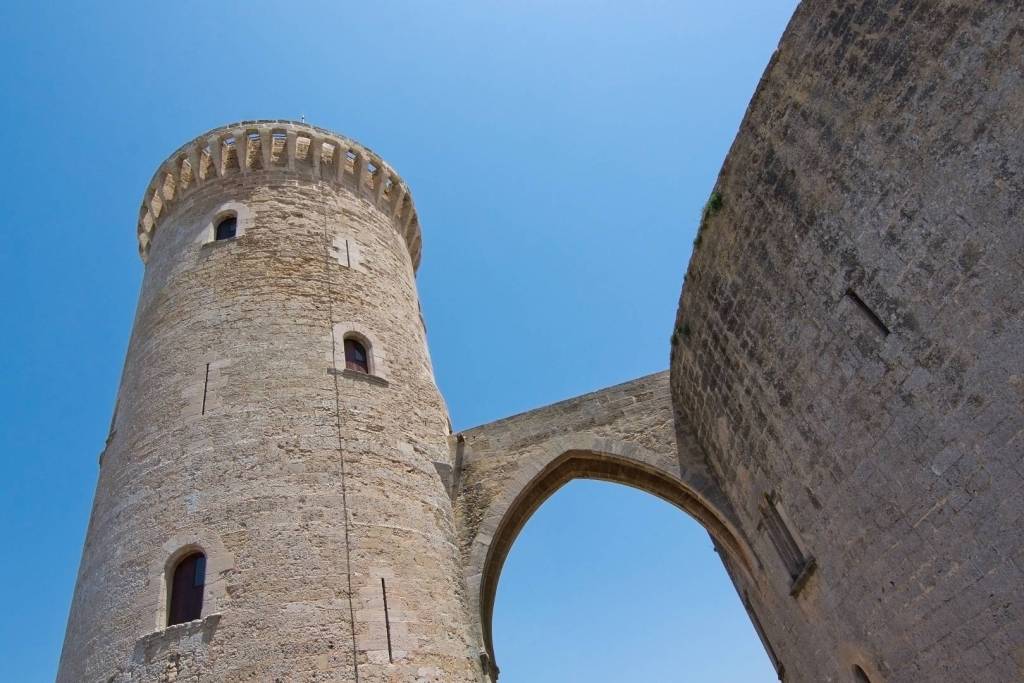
[58,123,483,682]
[454,372,761,679]
[671,2,1024,680]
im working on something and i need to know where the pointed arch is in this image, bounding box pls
[462,432,757,678]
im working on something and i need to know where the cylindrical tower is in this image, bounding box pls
[58,121,484,682]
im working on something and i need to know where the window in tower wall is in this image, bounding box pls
[215,215,237,241]
[344,338,370,374]
[760,492,816,595]
[168,552,206,626]
[852,665,872,683]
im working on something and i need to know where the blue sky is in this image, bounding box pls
[0,1,797,680]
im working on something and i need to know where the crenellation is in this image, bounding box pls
[390,183,406,220]
[234,128,250,174]
[372,169,385,203]
[257,128,271,171]
[309,133,324,178]
[208,134,224,179]
[137,121,424,270]
[352,148,366,191]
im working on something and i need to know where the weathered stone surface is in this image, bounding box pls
[60,2,1023,681]
[59,122,482,682]
[454,372,754,679]
[672,1,1024,681]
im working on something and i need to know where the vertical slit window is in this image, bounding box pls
[761,493,815,595]
[381,578,394,663]
[844,288,890,336]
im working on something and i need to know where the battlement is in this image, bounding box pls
[136,120,422,268]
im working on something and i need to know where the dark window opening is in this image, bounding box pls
[168,551,205,626]
[844,288,890,336]
[215,215,237,241]
[344,338,369,374]
[853,665,872,683]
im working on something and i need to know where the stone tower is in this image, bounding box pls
[58,121,485,681]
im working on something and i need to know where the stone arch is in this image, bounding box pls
[464,433,756,678]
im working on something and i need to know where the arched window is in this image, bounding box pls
[853,665,872,683]
[168,551,206,626]
[344,337,369,374]
[215,215,237,241]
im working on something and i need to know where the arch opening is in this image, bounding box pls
[475,449,764,680]
[492,479,778,681]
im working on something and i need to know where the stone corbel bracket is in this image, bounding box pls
[136,119,421,269]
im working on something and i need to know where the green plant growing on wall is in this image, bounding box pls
[703,190,723,217]
[693,190,723,248]
[671,322,691,347]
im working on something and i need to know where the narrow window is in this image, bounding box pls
[852,665,872,683]
[844,288,890,337]
[168,552,205,626]
[760,493,815,595]
[215,215,237,241]
[381,578,394,663]
[344,338,369,374]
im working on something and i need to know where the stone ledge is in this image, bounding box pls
[788,556,817,598]
[132,613,222,666]
[328,367,390,387]
[199,233,247,251]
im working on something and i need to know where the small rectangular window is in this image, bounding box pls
[760,493,815,595]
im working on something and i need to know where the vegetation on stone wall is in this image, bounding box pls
[693,189,723,249]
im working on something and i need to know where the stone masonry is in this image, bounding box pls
[59,2,1022,682]
[672,1,1024,681]
[59,121,483,682]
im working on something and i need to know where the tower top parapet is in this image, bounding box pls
[136,120,422,268]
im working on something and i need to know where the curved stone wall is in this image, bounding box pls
[672,2,1024,681]
[59,3,1024,681]
[59,124,481,681]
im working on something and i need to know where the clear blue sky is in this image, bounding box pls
[0,1,797,680]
